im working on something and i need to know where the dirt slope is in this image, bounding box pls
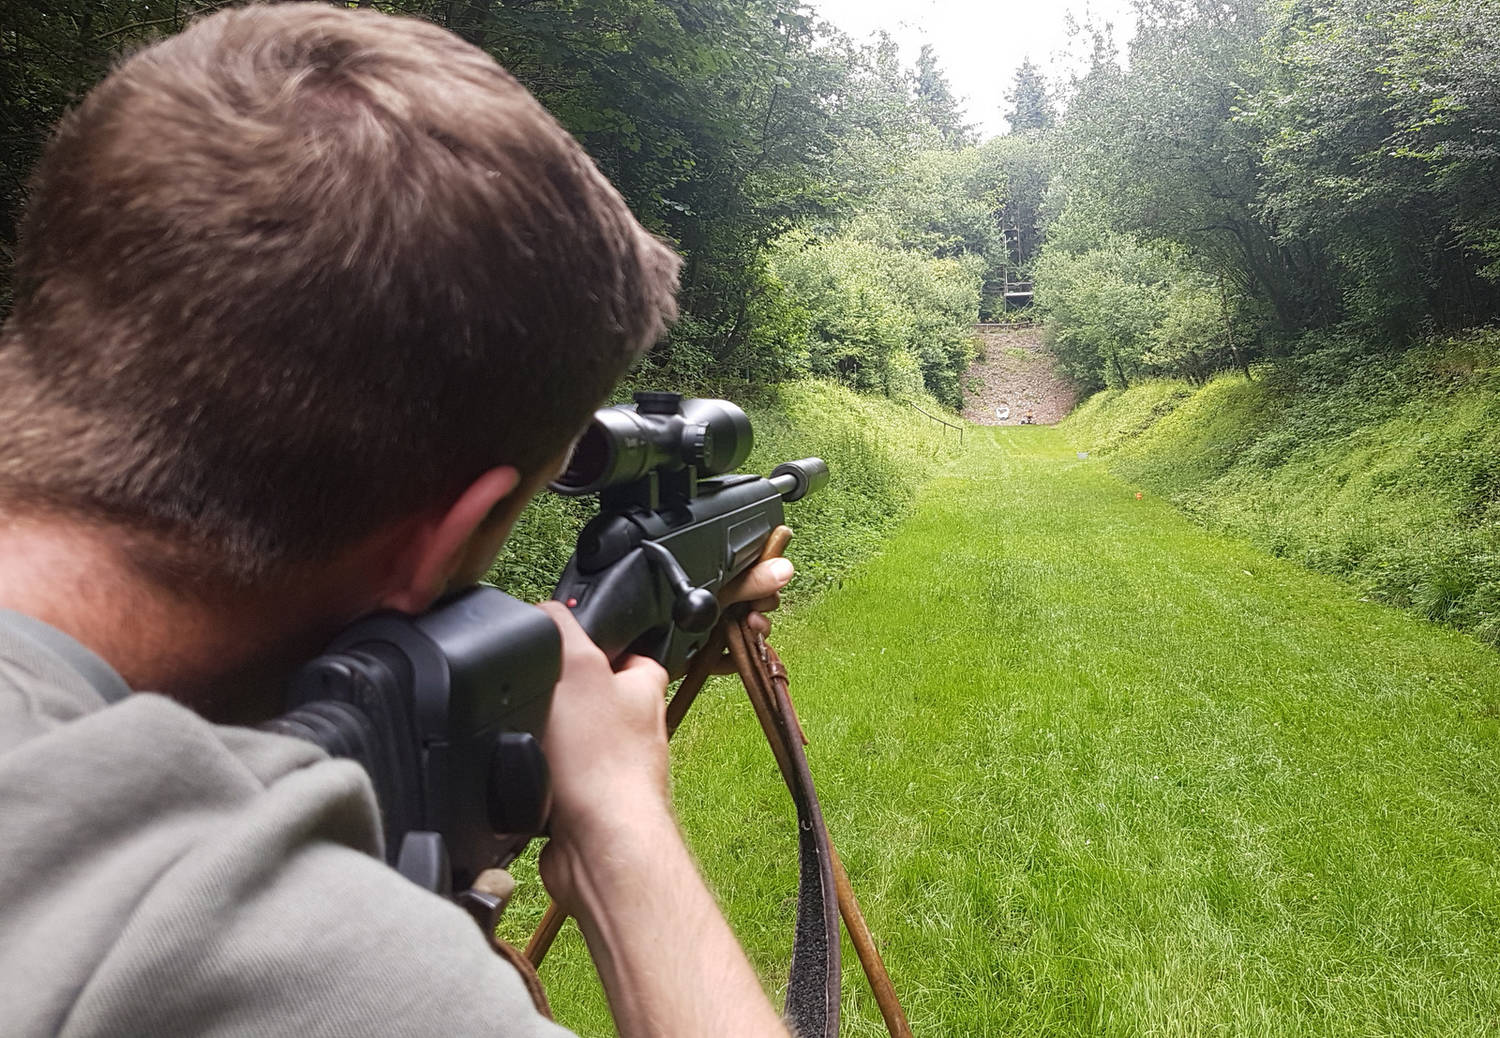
[962,324,1078,426]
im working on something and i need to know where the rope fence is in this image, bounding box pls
[907,401,965,445]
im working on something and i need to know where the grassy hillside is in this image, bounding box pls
[489,379,963,604]
[1061,330,1500,646]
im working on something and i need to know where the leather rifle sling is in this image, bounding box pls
[724,613,840,1038]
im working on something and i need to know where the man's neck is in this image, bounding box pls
[0,513,380,724]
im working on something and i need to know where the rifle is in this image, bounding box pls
[263,391,828,895]
[266,391,911,1037]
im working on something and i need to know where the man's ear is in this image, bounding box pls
[379,465,524,614]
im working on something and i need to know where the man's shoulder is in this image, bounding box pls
[0,609,132,752]
[0,609,364,873]
[0,630,569,1037]
[0,651,365,1033]
[59,771,569,1036]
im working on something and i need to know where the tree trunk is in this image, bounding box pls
[1219,274,1251,380]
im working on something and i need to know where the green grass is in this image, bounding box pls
[1062,331,1500,645]
[500,426,1500,1035]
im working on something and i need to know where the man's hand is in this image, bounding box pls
[720,556,794,617]
[531,556,795,1038]
[533,600,673,908]
[536,554,795,905]
[713,556,794,668]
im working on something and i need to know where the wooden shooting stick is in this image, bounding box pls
[523,527,911,1038]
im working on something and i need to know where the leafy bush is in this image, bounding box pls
[1034,231,1265,391]
[1061,329,1500,645]
[766,233,981,407]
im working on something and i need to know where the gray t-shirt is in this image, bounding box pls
[0,611,573,1037]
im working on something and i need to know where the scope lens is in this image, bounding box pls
[555,423,611,492]
[550,406,665,495]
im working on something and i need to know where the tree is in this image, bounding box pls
[1034,236,1170,390]
[1247,0,1500,333]
[1003,59,1054,132]
[972,133,1053,316]
[1041,0,1500,351]
[1053,0,1336,336]
[914,44,974,148]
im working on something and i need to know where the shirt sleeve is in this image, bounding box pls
[60,748,576,1038]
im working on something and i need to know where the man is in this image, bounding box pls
[0,4,793,1035]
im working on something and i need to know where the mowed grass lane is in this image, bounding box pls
[507,425,1500,1036]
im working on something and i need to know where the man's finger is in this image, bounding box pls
[537,599,581,631]
[721,557,793,606]
[537,600,607,660]
[614,653,670,698]
[707,611,774,674]
[747,593,780,616]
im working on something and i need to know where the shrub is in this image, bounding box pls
[766,233,981,408]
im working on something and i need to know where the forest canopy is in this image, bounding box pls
[3,0,1499,398]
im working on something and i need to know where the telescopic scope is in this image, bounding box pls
[551,392,754,496]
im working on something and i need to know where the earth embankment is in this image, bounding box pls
[962,323,1077,425]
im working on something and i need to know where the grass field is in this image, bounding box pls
[499,425,1500,1036]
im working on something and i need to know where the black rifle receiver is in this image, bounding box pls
[265,392,827,897]
[549,391,828,674]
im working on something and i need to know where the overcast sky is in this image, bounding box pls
[809,0,1138,138]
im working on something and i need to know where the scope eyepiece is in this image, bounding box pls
[550,393,754,496]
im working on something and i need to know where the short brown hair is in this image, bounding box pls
[0,3,678,584]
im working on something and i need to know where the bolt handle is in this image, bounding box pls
[640,541,721,634]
